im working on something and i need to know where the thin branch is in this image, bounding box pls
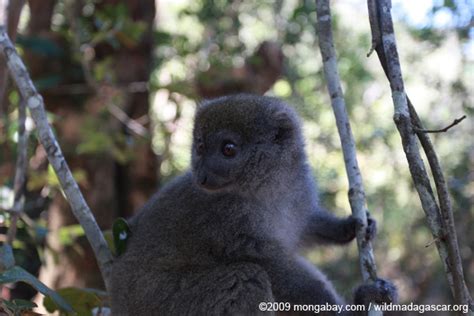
[0,0,10,117]
[65,1,149,138]
[367,0,472,310]
[0,28,114,289]
[315,0,380,294]
[42,81,149,96]
[408,102,473,311]
[65,0,95,88]
[0,0,25,119]
[413,115,466,134]
[6,97,27,245]
[107,102,149,137]
[6,0,23,37]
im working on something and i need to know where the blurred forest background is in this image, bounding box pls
[0,0,472,313]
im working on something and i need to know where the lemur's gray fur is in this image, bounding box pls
[109,94,397,315]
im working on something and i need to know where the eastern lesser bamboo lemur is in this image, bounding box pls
[110,94,397,315]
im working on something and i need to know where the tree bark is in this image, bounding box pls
[315,2,385,314]
[367,0,473,311]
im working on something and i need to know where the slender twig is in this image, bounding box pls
[424,237,439,248]
[43,81,149,95]
[65,1,149,138]
[0,0,25,119]
[413,115,466,134]
[107,102,149,137]
[0,28,114,289]
[6,97,27,245]
[315,0,379,283]
[0,0,10,118]
[65,0,95,88]
[5,0,23,38]
[0,0,27,245]
[409,102,473,311]
[1,0,26,248]
[316,3,386,315]
[367,0,472,311]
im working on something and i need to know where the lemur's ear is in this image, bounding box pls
[273,110,294,143]
[196,99,208,110]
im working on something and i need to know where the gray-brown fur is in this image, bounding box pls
[109,94,396,315]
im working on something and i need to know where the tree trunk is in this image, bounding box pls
[24,0,157,290]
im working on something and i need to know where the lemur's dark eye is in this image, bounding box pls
[222,142,237,157]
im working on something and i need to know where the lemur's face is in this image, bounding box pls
[191,95,299,193]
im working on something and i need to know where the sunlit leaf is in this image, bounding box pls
[44,287,106,316]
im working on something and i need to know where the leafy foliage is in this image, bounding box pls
[43,287,106,316]
[0,266,72,312]
[1,298,37,316]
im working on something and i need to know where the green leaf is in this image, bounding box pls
[4,298,38,312]
[0,245,15,271]
[8,90,19,106]
[112,217,131,256]
[16,35,64,57]
[2,299,18,314]
[44,287,106,316]
[154,30,173,45]
[103,229,114,254]
[34,75,62,91]
[0,266,72,312]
